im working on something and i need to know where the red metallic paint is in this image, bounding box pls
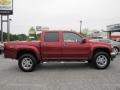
[4,31,112,62]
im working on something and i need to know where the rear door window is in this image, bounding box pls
[44,32,59,42]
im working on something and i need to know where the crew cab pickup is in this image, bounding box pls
[4,31,116,72]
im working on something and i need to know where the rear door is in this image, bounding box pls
[41,32,62,60]
[62,32,91,60]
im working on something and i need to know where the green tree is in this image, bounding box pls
[0,31,27,41]
[29,27,37,40]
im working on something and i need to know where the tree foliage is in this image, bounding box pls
[0,31,28,41]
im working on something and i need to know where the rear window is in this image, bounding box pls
[44,32,59,42]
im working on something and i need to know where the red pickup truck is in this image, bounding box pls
[4,31,116,72]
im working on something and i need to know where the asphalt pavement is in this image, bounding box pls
[0,54,120,90]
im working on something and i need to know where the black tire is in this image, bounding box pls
[18,54,37,72]
[92,52,110,69]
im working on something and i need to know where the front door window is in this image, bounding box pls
[63,32,82,43]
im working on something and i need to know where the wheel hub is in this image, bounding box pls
[22,58,33,70]
[96,55,107,67]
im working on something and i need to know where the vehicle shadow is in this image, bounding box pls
[2,62,114,73]
[36,62,92,71]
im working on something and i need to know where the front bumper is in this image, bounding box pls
[111,52,116,61]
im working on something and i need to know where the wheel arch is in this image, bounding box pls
[16,49,41,61]
[92,48,110,59]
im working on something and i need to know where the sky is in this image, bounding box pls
[7,0,120,34]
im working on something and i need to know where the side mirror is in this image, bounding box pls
[82,38,87,43]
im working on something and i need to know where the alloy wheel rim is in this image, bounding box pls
[22,57,33,70]
[96,55,107,67]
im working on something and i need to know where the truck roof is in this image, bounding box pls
[43,30,76,32]
[42,30,85,38]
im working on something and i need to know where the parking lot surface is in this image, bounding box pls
[0,54,120,90]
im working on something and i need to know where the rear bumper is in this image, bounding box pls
[110,52,116,61]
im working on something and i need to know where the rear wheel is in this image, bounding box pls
[18,54,37,72]
[92,52,110,69]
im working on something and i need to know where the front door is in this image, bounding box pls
[62,32,91,60]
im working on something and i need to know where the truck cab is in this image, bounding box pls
[41,31,91,61]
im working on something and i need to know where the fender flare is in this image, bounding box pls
[16,46,41,60]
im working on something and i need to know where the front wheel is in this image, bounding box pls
[18,54,37,72]
[92,52,110,69]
